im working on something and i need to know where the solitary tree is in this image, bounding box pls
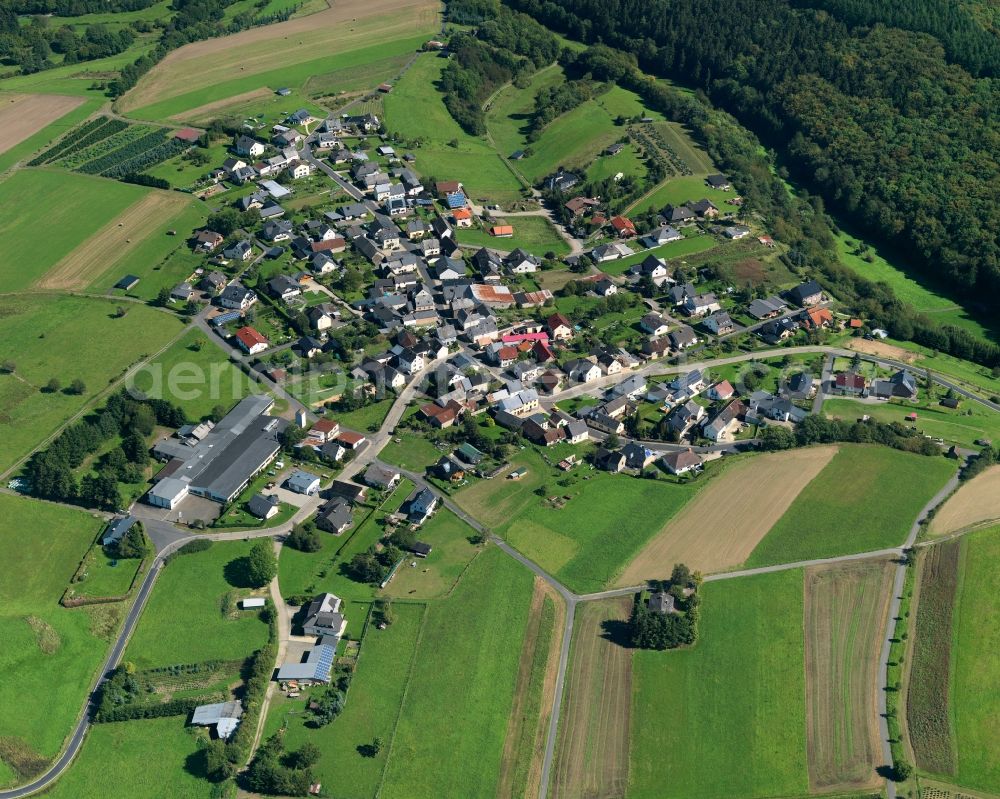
[246,539,277,587]
[69,378,86,395]
[45,377,61,393]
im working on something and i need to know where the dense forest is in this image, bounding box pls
[0,11,135,71]
[503,0,1000,332]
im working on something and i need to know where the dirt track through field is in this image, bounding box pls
[119,0,439,113]
[34,192,189,291]
[551,598,631,799]
[168,88,273,123]
[616,446,838,583]
[0,93,84,155]
[845,338,918,363]
[804,559,894,791]
[930,465,1000,535]
[497,578,565,799]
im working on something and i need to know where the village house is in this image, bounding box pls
[661,448,703,475]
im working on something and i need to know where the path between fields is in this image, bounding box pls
[0,340,985,798]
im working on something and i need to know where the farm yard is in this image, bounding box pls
[550,598,632,799]
[629,569,809,799]
[0,93,84,157]
[804,560,894,791]
[0,495,113,786]
[929,465,1000,535]
[744,445,956,568]
[0,294,184,474]
[616,446,837,583]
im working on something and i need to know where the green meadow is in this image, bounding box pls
[455,215,569,256]
[745,445,955,568]
[600,234,717,276]
[629,569,808,798]
[629,174,735,215]
[0,495,112,778]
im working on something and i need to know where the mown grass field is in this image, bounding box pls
[907,539,961,777]
[125,540,271,669]
[629,174,735,215]
[586,142,648,184]
[455,449,701,593]
[382,508,482,599]
[0,495,113,781]
[745,445,955,568]
[824,397,1000,450]
[551,597,632,799]
[132,329,254,421]
[804,560,894,791]
[599,234,717,276]
[629,569,809,799]
[379,432,445,471]
[265,601,426,799]
[42,716,212,799]
[949,527,1000,792]
[0,294,184,474]
[379,547,533,798]
[0,169,149,291]
[455,215,569,256]
[385,54,523,203]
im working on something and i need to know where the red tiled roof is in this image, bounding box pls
[235,326,267,349]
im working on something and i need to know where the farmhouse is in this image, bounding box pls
[301,593,347,638]
[276,638,338,685]
[788,279,824,306]
[834,371,867,396]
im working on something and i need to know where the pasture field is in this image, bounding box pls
[384,54,523,203]
[931,466,1000,535]
[0,169,149,291]
[907,539,962,777]
[629,569,809,799]
[36,191,198,293]
[599,234,716,275]
[131,329,255,421]
[628,173,735,215]
[804,560,895,791]
[498,580,563,799]
[382,508,482,599]
[0,41,160,98]
[824,397,1000,451]
[121,0,437,119]
[0,495,113,781]
[586,142,648,184]
[42,716,211,799]
[379,432,444,471]
[485,64,564,161]
[379,548,533,798]
[264,602,426,799]
[454,449,701,593]
[0,93,84,157]
[455,215,569,256]
[303,52,413,100]
[654,120,714,173]
[125,540,271,669]
[550,598,632,799]
[618,447,838,584]
[745,445,956,568]
[949,527,1000,793]
[0,295,184,474]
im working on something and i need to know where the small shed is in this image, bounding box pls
[114,274,140,291]
[240,598,266,609]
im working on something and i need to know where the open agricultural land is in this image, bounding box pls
[550,598,633,799]
[617,446,837,583]
[930,465,1000,535]
[121,0,438,120]
[454,449,701,593]
[745,445,956,568]
[0,494,113,786]
[0,94,85,158]
[629,569,809,799]
[0,294,184,474]
[0,170,150,292]
[804,560,894,791]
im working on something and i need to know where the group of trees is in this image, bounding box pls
[244,733,318,796]
[526,78,600,140]
[26,391,187,510]
[628,563,701,650]
[347,541,402,586]
[505,0,1000,366]
[0,11,135,73]
[286,522,322,553]
[110,522,151,559]
[960,443,997,482]
[759,414,942,456]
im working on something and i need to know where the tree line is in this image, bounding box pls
[758,413,944,456]
[0,13,135,73]
[502,0,1000,360]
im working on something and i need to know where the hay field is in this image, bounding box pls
[616,446,838,583]
[0,93,84,156]
[34,191,192,291]
[804,559,895,791]
[845,337,919,363]
[119,0,438,114]
[930,465,1000,535]
[168,87,272,123]
[550,598,632,799]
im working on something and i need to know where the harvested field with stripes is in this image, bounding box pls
[0,93,84,156]
[804,559,895,791]
[930,465,1000,535]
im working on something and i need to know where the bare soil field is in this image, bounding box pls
[550,598,632,799]
[616,446,838,583]
[34,192,190,291]
[0,93,84,156]
[930,465,1000,535]
[845,337,919,363]
[804,559,895,791]
[168,88,272,123]
[497,578,565,799]
[119,0,439,113]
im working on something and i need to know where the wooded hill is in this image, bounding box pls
[504,0,1000,324]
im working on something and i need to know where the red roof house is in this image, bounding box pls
[234,326,268,354]
[610,215,637,238]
